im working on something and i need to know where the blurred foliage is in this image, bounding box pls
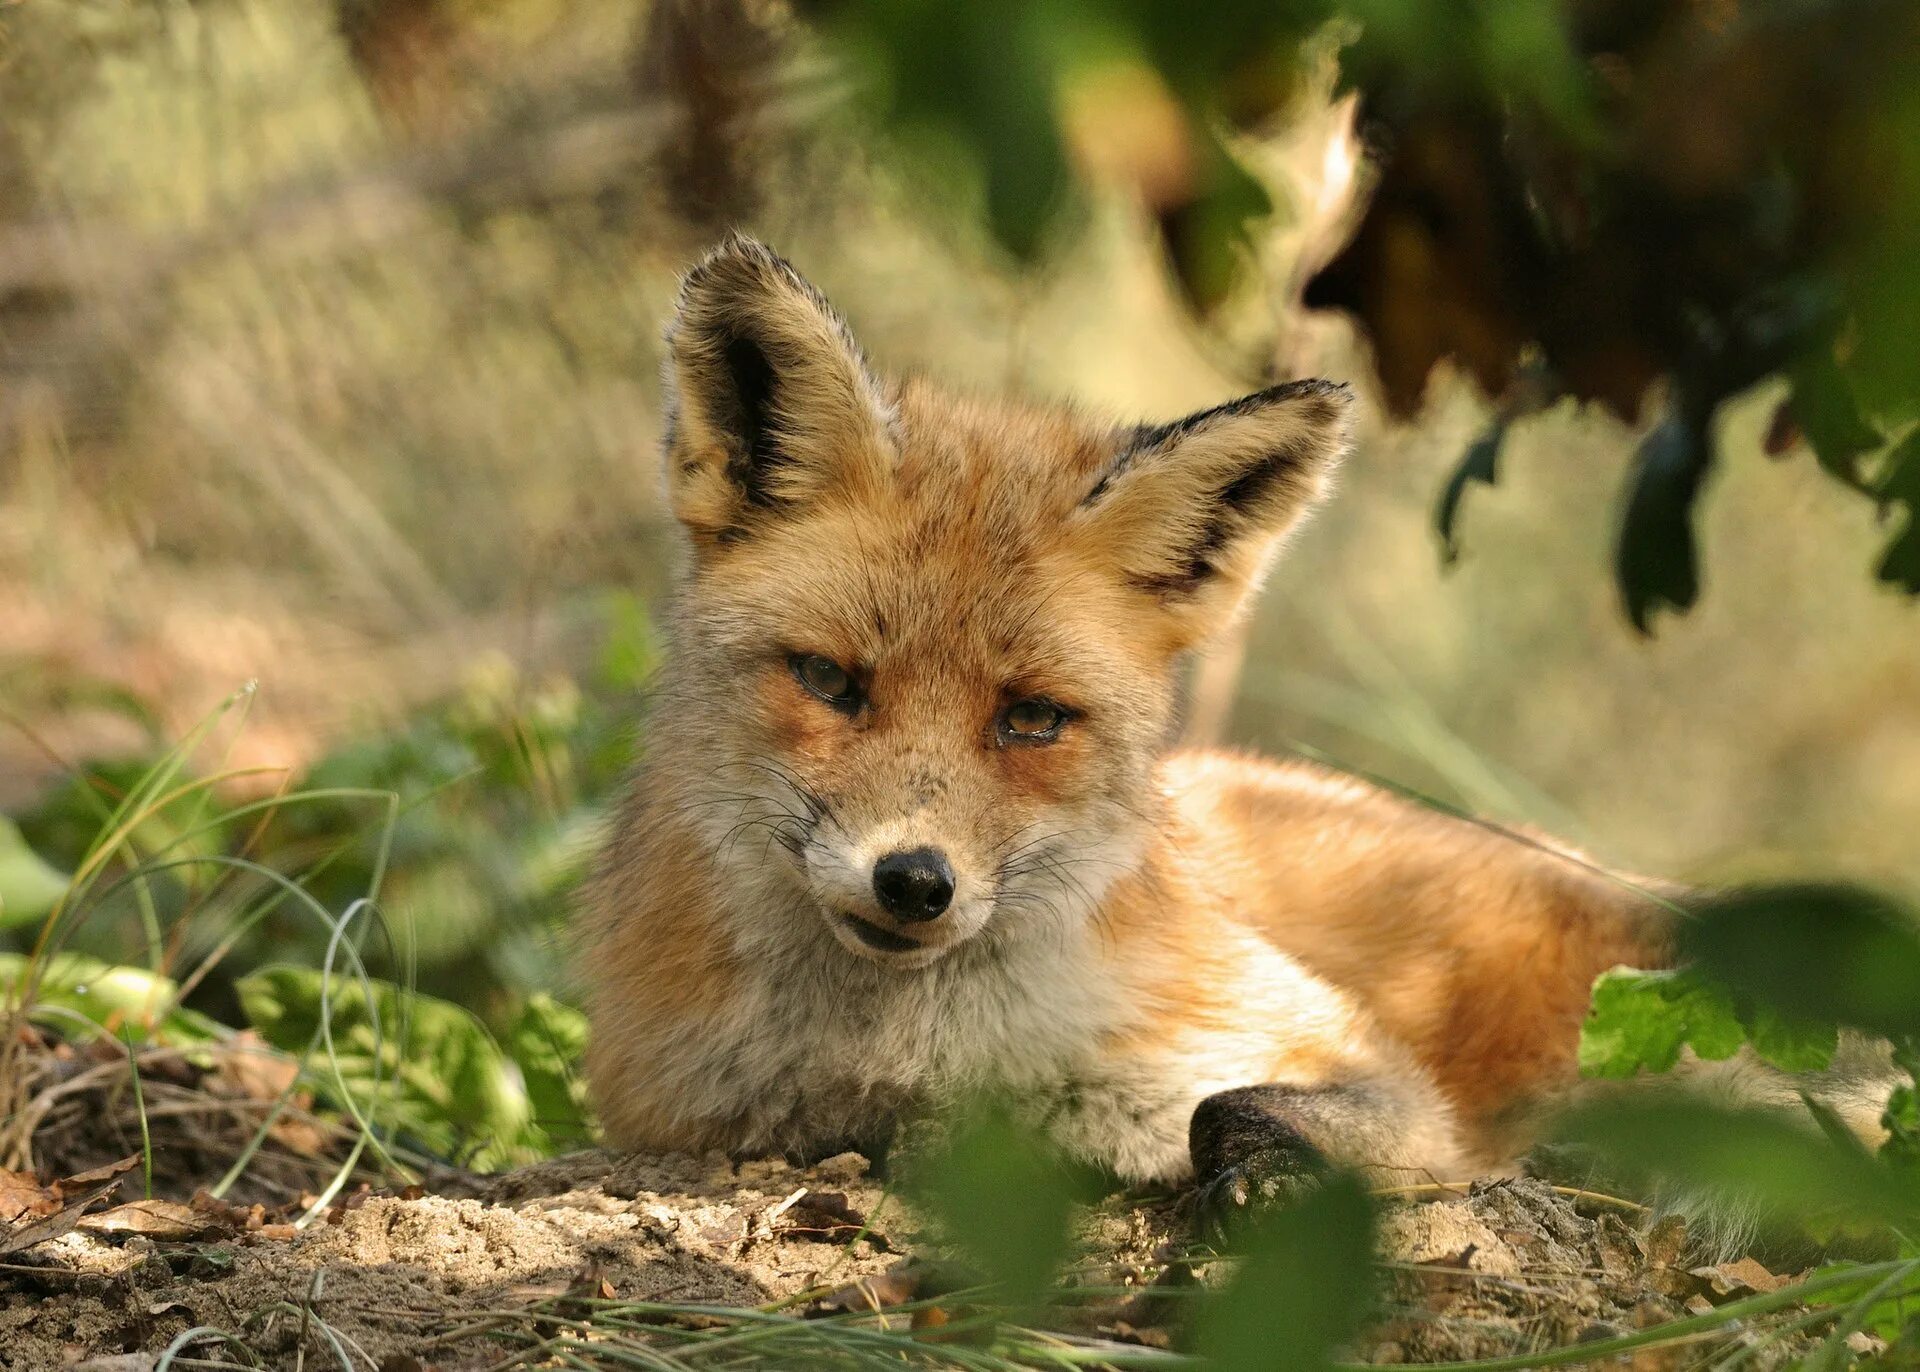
[0,951,225,1046]
[11,591,655,1025]
[238,964,590,1168]
[823,0,1920,627]
[0,819,72,930]
[1679,883,1920,1043]
[1575,882,1920,1287]
[1197,1171,1377,1372]
[898,1104,1083,1313]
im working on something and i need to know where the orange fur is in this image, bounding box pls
[578,235,1678,1185]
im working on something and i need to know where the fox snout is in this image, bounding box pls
[872,847,955,922]
[802,810,995,966]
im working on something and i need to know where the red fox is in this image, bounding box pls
[577,235,1838,1223]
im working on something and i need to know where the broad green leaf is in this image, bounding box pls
[237,965,531,1170]
[1745,1003,1840,1075]
[507,993,595,1148]
[1580,968,1748,1078]
[1581,967,1837,1080]
[1680,883,1920,1042]
[0,818,72,928]
[905,1103,1078,1311]
[1198,1170,1377,1372]
[0,951,221,1043]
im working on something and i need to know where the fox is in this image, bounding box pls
[577,234,1881,1228]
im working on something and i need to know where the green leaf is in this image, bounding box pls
[0,818,72,928]
[1801,1260,1920,1343]
[1680,883,1920,1042]
[905,1103,1078,1311]
[1745,1003,1840,1075]
[1581,967,1836,1079]
[237,964,532,1169]
[0,952,222,1043]
[506,993,595,1148]
[1872,429,1920,593]
[1580,968,1746,1078]
[1789,350,1883,491]
[1198,1170,1377,1372]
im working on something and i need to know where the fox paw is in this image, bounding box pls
[1191,1153,1325,1247]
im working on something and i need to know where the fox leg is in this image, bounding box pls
[1189,1076,1459,1238]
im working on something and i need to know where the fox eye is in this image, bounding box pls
[792,654,859,709]
[999,698,1069,743]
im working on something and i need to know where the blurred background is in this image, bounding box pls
[2,0,1917,1035]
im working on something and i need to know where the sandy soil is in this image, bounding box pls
[1,1142,1839,1372]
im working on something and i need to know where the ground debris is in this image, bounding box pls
[1363,1178,1810,1366]
[0,1149,898,1372]
[0,1157,1830,1372]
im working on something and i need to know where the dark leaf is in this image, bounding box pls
[1436,419,1507,564]
[1679,883,1920,1041]
[1788,351,1882,491]
[1615,409,1710,634]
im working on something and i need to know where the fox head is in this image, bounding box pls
[653,234,1350,969]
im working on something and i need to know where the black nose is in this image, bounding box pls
[872,847,955,922]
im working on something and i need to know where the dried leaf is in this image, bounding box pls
[54,1156,141,1196]
[1688,1257,1782,1300]
[0,1169,60,1222]
[0,1175,125,1253]
[79,1198,231,1241]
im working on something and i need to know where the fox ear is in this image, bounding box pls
[1072,380,1352,644]
[663,235,894,544]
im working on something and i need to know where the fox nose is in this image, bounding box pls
[872,848,955,922]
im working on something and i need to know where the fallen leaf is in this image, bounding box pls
[0,1176,127,1253]
[0,1169,59,1222]
[207,1032,299,1101]
[79,1198,231,1242]
[1688,1258,1781,1301]
[54,1156,140,1197]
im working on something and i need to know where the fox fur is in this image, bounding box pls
[580,234,1778,1196]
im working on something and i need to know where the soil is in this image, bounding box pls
[0,1146,1839,1372]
